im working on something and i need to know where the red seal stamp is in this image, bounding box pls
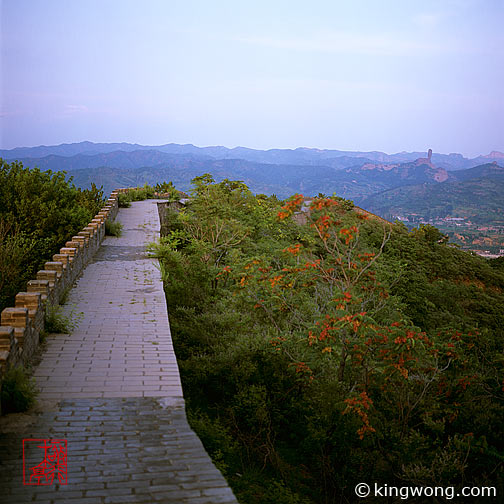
[23,439,68,485]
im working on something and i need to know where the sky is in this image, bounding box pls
[1,0,503,157]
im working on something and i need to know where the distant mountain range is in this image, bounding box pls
[2,141,502,170]
[1,141,503,229]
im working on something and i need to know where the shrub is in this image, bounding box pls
[105,220,123,237]
[44,305,81,333]
[128,185,153,201]
[0,220,39,313]
[118,184,156,206]
[1,365,38,414]
[118,192,132,208]
[155,181,182,201]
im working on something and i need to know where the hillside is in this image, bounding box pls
[65,158,453,199]
[346,160,451,185]
[361,166,504,223]
[360,167,504,254]
[451,162,504,182]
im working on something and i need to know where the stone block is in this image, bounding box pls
[0,325,21,388]
[59,249,77,275]
[27,279,50,301]
[78,230,91,240]
[53,254,70,266]
[60,247,78,258]
[36,270,58,286]
[16,292,44,333]
[15,292,41,314]
[65,240,83,249]
[0,326,15,351]
[1,307,29,328]
[44,261,65,278]
[82,226,96,236]
[87,223,102,242]
[72,235,88,247]
[14,327,27,352]
[90,220,105,242]
[0,311,37,362]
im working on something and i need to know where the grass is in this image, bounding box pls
[105,220,123,237]
[118,193,131,208]
[59,285,72,305]
[39,329,49,344]
[1,365,38,414]
[44,304,81,333]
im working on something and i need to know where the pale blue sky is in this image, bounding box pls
[1,0,502,156]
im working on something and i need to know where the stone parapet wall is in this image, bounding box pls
[156,200,187,233]
[0,191,120,387]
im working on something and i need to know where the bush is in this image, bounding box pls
[155,181,183,201]
[128,184,155,201]
[0,159,105,312]
[105,220,123,237]
[118,192,132,208]
[1,365,38,414]
[118,184,156,207]
[44,305,81,333]
[0,220,40,313]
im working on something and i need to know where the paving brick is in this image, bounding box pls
[103,495,149,504]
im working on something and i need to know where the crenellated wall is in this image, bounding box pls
[0,190,122,390]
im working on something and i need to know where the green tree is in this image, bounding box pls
[0,159,105,312]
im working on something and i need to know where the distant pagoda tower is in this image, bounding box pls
[428,148,432,162]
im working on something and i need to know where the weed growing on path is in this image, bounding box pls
[45,305,82,333]
[0,365,38,414]
[105,220,123,237]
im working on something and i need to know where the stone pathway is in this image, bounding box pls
[0,200,238,503]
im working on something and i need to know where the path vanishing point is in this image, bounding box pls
[0,200,239,504]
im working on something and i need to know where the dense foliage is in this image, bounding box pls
[153,176,504,503]
[0,159,104,312]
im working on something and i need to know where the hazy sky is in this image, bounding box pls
[1,0,503,156]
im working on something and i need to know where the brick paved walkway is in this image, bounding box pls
[0,200,238,503]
